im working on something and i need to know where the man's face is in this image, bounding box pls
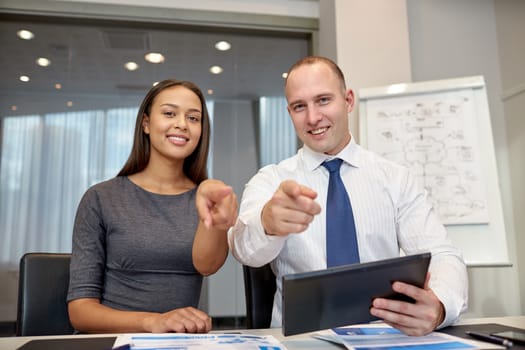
[285,62,354,155]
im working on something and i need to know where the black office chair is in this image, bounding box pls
[16,252,75,336]
[242,263,276,329]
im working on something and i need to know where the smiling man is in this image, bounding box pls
[228,56,468,336]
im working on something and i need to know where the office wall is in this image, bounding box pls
[327,0,412,140]
[493,0,525,314]
[325,0,523,317]
[406,0,522,318]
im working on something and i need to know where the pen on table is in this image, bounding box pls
[465,331,513,348]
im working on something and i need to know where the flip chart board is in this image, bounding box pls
[358,76,510,266]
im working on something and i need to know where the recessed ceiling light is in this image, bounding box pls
[144,52,165,64]
[17,29,34,40]
[153,81,159,86]
[215,41,231,51]
[55,83,62,90]
[19,75,30,82]
[207,89,214,95]
[282,72,288,79]
[124,61,139,71]
[209,65,223,74]
[36,57,51,67]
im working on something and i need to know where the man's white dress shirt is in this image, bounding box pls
[229,137,468,328]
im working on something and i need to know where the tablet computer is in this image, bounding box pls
[281,252,431,336]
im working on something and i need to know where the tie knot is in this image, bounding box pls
[322,158,343,173]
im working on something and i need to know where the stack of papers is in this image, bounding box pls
[313,325,506,349]
[113,333,288,350]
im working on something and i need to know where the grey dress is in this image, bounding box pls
[67,176,202,312]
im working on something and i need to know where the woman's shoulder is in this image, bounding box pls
[86,176,127,192]
[80,176,131,202]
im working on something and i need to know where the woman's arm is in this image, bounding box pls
[193,179,238,275]
[68,298,212,333]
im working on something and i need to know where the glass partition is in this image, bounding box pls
[0,11,311,324]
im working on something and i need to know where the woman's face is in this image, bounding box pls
[142,85,203,163]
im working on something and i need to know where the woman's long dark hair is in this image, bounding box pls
[117,79,210,184]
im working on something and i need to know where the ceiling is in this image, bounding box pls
[0,14,310,117]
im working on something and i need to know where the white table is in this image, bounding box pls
[0,316,523,350]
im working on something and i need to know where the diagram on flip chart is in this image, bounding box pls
[364,89,489,225]
[359,76,510,265]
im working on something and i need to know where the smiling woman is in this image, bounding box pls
[66,79,239,334]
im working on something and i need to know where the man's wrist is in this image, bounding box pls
[261,203,275,235]
[434,302,446,329]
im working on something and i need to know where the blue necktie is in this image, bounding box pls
[323,158,360,267]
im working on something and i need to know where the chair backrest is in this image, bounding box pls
[16,252,75,336]
[242,263,276,329]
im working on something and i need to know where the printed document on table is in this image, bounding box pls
[313,324,505,349]
[113,333,288,350]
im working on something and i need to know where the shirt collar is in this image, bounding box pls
[302,134,361,171]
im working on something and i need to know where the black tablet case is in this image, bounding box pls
[282,252,431,336]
